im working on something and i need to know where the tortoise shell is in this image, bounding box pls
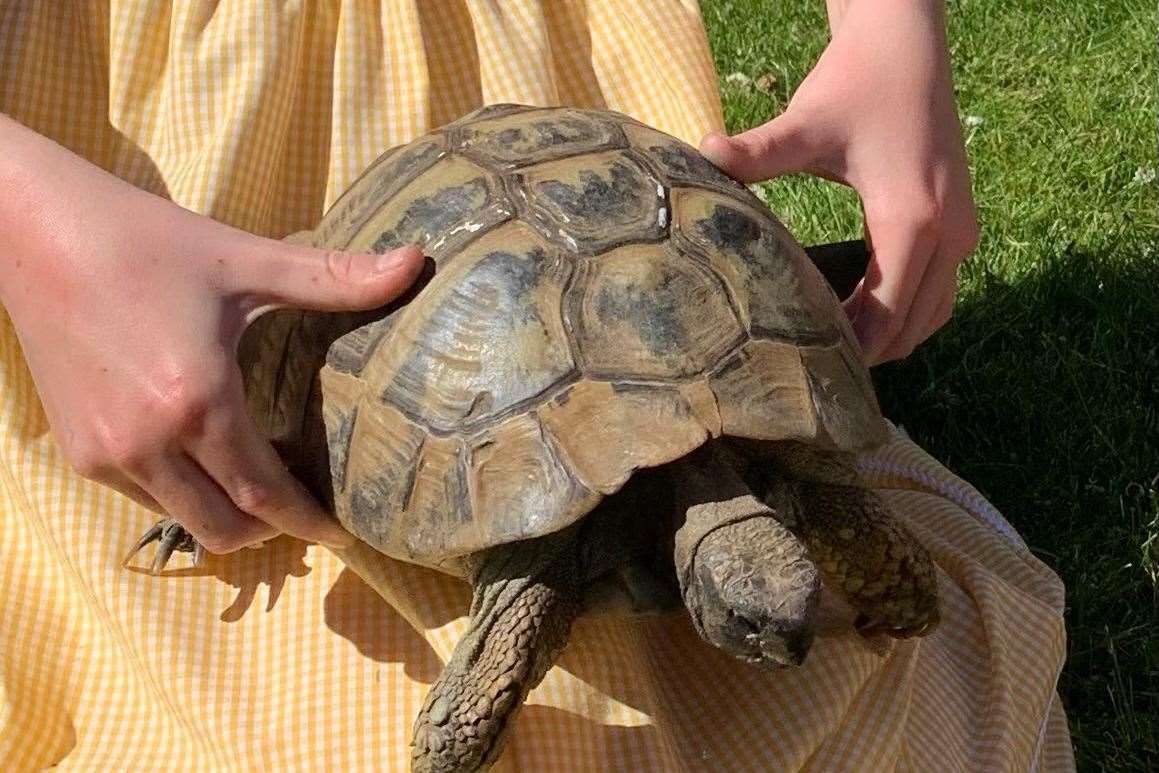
[308,104,886,573]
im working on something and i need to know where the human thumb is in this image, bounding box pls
[235,237,426,313]
[699,112,816,184]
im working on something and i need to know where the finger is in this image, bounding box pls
[132,452,277,554]
[102,476,164,513]
[877,248,961,362]
[699,112,818,183]
[81,458,164,511]
[850,206,939,365]
[188,402,354,549]
[232,235,425,313]
[935,286,956,324]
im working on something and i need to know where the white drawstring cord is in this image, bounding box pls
[854,455,1028,551]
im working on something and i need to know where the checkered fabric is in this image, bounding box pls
[0,2,1073,770]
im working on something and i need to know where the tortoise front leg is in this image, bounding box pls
[412,527,582,773]
[757,443,940,638]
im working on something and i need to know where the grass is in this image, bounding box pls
[701,0,1159,769]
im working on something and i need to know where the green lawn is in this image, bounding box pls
[701,0,1158,768]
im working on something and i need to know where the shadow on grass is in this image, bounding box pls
[871,244,1159,769]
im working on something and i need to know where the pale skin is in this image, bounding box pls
[0,0,977,554]
[0,115,425,554]
[700,0,980,363]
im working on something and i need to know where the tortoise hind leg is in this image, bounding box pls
[412,526,582,773]
[121,519,205,575]
[757,444,940,638]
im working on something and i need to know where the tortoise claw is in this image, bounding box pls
[122,519,201,574]
[150,525,183,575]
[121,522,164,568]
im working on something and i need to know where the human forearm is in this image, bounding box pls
[0,113,61,306]
[0,112,149,310]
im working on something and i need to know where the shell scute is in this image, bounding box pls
[538,381,712,494]
[708,339,884,450]
[346,155,513,263]
[467,414,599,548]
[320,370,429,551]
[709,340,817,442]
[800,345,887,449]
[454,108,625,169]
[571,243,744,380]
[394,435,473,565]
[673,188,844,346]
[314,137,447,248]
[622,123,760,206]
[515,150,667,254]
[360,224,577,434]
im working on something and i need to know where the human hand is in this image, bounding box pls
[700,0,979,364]
[0,115,424,554]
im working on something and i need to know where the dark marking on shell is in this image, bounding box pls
[575,244,746,381]
[537,161,655,247]
[454,110,624,168]
[370,177,490,254]
[710,351,746,379]
[399,435,425,513]
[697,204,762,255]
[690,202,839,345]
[540,163,641,225]
[349,476,390,536]
[592,266,692,361]
[622,123,768,211]
[609,381,657,394]
[451,440,474,527]
[651,143,738,191]
[517,151,666,255]
[327,404,358,492]
[317,140,446,248]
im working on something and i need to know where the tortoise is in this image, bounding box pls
[124,104,939,772]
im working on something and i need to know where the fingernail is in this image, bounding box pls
[700,130,728,148]
[375,245,419,273]
[700,132,735,165]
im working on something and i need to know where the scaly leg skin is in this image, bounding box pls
[758,444,940,639]
[668,443,821,668]
[121,519,204,575]
[411,528,582,773]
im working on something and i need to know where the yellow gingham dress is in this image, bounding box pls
[0,2,1074,770]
